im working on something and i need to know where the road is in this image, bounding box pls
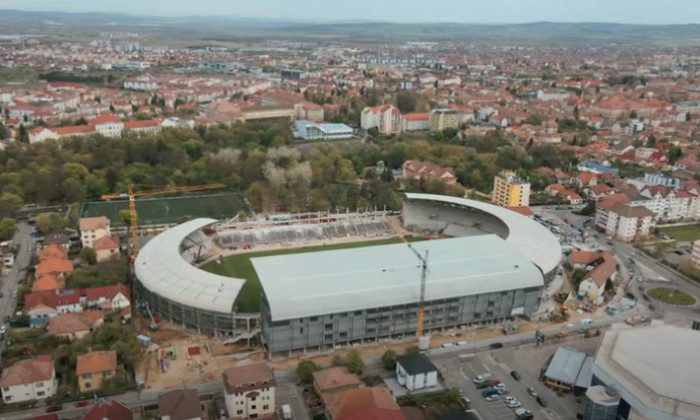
[1,222,34,357]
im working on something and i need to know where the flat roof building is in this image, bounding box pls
[294,120,353,140]
[544,347,594,391]
[253,235,544,354]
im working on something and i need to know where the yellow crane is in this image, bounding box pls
[100,183,226,260]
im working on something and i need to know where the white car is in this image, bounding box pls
[504,396,517,403]
[494,383,507,390]
[0,325,6,334]
[506,400,522,408]
[485,395,500,402]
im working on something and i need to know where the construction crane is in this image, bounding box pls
[407,244,429,337]
[100,183,226,260]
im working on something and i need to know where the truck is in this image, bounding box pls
[472,373,493,384]
[281,404,292,420]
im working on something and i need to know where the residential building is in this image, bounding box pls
[629,186,697,222]
[401,113,430,132]
[322,387,406,420]
[691,240,700,271]
[401,160,458,187]
[35,258,73,278]
[313,367,361,396]
[159,389,202,420]
[570,251,618,303]
[396,353,438,391]
[83,284,131,312]
[361,105,402,135]
[643,173,681,190]
[492,170,531,208]
[0,356,58,404]
[596,197,656,242]
[429,109,460,132]
[296,102,324,122]
[222,363,276,419]
[89,114,124,138]
[546,183,583,205]
[76,350,118,393]
[83,400,133,420]
[47,311,104,340]
[79,216,111,249]
[38,244,68,261]
[508,206,534,218]
[24,290,82,320]
[578,161,620,176]
[32,275,64,292]
[93,236,120,263]
[294,120,353,140]
[490,114,508,128]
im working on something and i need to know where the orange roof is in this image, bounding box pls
[48,311,103,337]
[508,206,534,217]
[402,112,430,121]
[89,113,122,126]
[76,351,117,376]
[571,251,603,265]
[36,258,74,276]
[0,358,54,387]
[93,235,119,251]
[79,216,110,232]
[50,125,95,135]
[39,244,69,261]
[323,387,401,420]
[32,275,65,292]
[313,367,361,393]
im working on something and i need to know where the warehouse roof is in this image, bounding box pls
[544,347,593,387]
[592,322,700,420]
[253,235,543,321]
[404,193,562,275]
[134,218,244,314]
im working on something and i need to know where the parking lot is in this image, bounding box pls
[433,336,602,420]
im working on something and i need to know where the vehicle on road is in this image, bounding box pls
[510,370,521,381]
[494,383,507,390]
[456,340,468,346]
[489,342,504,349]
[75,400,89,408]
[46,404,62,413]
[281,404,292,420]
[504,396,517,403]
[484,395,499,402]
[506,400,522,408]
[556,331,569,338]
[527,387,538,397]
[457,388,464,395]
[536,396,548,407]
[441,342,454,349]
[0,325,6,334]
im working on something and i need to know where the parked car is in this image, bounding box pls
[460,396,471,406]
[504,396,517,403]
[485,395,499,402]
[46,404,62,413]
[489,342,504,349]
[496,388,510,395]
[527,387,538,397]
[75,400,89,408]
[475,382,489,389]
[506,400,522,408]
[0,325,6,334]
[510,370,521,381]
[481,388,500,398]
[536,396,548,407]
[515,408,534,420]
[488,379,502,387]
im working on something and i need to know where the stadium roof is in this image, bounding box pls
[544,347,593,386]
[134,218,244,314]
[404,193,561,275]
[592,322,700,420]
[252,234,543,321]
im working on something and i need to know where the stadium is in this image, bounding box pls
[133,193,562,353]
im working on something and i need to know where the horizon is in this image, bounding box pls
[2,0,700,25]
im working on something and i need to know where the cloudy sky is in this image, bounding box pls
[1,0,699,24]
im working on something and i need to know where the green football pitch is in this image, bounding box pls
[80,192,249,227]
[200,236,423,313]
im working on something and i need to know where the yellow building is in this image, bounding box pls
[429,109,461,132]
[76,351,117,393]
[492,170,531,207]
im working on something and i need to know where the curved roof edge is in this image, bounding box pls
[134,218,245,314]
[404,193,562,274]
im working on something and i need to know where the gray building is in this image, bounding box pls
[253,235,544,355]
[584,386,620,420]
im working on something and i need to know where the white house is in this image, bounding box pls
[223,363,276,419]
[396,353,438,391]
[90,114,124,138]
[0,356,58,404]
[79,216,111,249]
[360,105,402,135]
[83,284,131,311]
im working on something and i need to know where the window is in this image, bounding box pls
[2,387,8,392]
[250,396,256,401]
[37,391,45,397]
[236,410,243,415]
[310,316,318,322]
[339,332,348,338]
[82,374,92,379]
[251,405,257,410]
[36,382,43,388]
[324,334,333,340]
[85,382,91,389]
[325,324,333,331]
[299,327,304,334]
[263,405,269,410]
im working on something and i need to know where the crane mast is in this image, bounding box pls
[407,243,429,337]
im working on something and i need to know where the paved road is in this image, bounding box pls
[1,223,34,357]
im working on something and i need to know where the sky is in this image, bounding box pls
[2,0,700,24]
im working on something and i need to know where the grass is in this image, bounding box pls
[658,225,700,243]
[201,236,423,312]
[647,287,697,306]
[80,191,249,227]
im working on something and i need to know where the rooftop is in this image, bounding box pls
[76,350,117,376]
[253,235,543,322]
[158,389,201,420]
[0,358,54,387]
[397,353,438,376]
[544,346,593,386]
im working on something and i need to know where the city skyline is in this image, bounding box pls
[2,0,700,24]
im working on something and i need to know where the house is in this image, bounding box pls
[361,105,402,135]
[572,251,618,302]
[44,234,71,249]
[24,290,82,320]
[490,114,508,128]
[630,186,698,222]
[89,114,124,138]
[0,356,57,404]
[313,367,361,395]
[322,387,406,420]
[76,350,118,393]
[223,363,276,419]
[396,353,438,391]
[83,284,131,312]
[32,275,65,292]
[47,311,104,340]
[545,184,583,205]
[79,216,111,249]
[92,235,120,262]
[596,196,656,242]
[35,258,74,278]
[158,389,202,420]
[401,160,457,186]
[82,399,133,420]
[38,244,68,261]
[586,184,614,200]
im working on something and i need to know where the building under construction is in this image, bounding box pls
[253,235,544,355]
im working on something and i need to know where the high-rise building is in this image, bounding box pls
[429,109,460,132]
[492,170,531,208]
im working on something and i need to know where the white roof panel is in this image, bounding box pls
[253,235,543,321]
[134,218,245,314]
[404,193,562,274]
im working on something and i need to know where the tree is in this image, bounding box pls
[296,360,319,384]
[18,124,28,143]
[0,123,8,139]
[346,349,365,375]
[80,247,97,265]
[36,212,64,234]
[629,110,638,119]
[381,349,397,370]
[118,209,134,226]
[0,217,15,240]
[0,193,23,217]
[668,146,683,164]
[396,92,418,114]
[605,278,614,292]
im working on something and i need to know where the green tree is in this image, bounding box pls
[346,349,365,375]
[118,209,134,226]
[605,278,614,292]
[668,146,683,164]
[0,192,23,217]
[0,123,8,139]
[296,360,319,384]
[36,212,64,234]
[80,247,97,265]
[0,217,15,240]
[396,92,418,114]
[629,110,638,119]
[381,349,398,370]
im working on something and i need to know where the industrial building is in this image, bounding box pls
[590,322,700,420]
[294,120,353,140]
[543,347,594,391]
[253,235,545,354]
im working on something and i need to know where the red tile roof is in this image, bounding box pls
[222,363,275,394]
[323,387,403,420]
[0,357,54,387]
[82,284,130,303]
[508,206,534,217]
[24,290,80,311]
[79,216,110,232]
[76,350,117,375]
[313,367,361,393]
[124,119,159,129]
[35,258,74,276]
[82,400,133,420]
[93,235,119,251]
[89,113,122,126]
[50,125,95,135]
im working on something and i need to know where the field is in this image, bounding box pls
[201,236,422,312]
[658,225,700,243]
[647,287,697,306]
[80,192,249,227]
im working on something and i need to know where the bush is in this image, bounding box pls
[296,360,320,384]
[381,349,397,370]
